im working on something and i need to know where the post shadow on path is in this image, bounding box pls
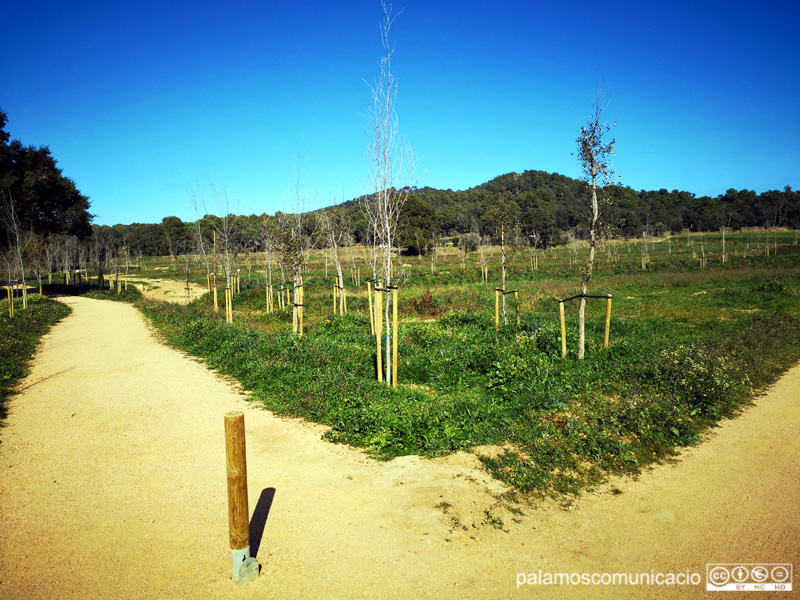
[249,487,275,559]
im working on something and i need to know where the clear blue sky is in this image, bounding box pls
[2,1,798,226]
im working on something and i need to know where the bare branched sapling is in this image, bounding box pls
[362,0,415,384]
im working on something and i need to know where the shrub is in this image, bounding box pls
[656,343,751,416]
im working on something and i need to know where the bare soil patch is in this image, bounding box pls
[1,296,798,599]
[130,277,208,305]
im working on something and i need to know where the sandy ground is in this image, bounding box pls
[0,295,798,599]
[130,277,208,305]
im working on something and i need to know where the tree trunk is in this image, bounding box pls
[578,178,599,360]
[500,223,508,325]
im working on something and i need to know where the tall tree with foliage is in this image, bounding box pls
[0,109,91,247]
[575,91,617,359]
[397,195,436,254]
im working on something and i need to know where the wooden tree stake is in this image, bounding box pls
[298,280,304,338]
[494,289,500,332]
[367,281,375,336]
[392,286,398,388]
[375,281,383,383]
[559,301,567,359]
[604,294,612,349]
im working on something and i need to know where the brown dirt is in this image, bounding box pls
[1,295,798,599]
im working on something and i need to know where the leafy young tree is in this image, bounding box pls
[575,90,617,359]
[485,193,520,324]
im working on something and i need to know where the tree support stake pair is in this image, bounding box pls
[558,294,612,359]
[494,288,520,331]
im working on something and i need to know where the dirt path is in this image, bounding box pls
[1,296,797,599]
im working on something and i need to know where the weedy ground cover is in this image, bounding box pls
[130,235,800,499]
[0,294,71,428]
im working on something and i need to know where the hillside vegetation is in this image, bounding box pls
[95,170,799,257]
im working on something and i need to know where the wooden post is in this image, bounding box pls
[333,282,338,315]
[213,286,219,313]
[367,281,375,336]
[494,289,500,332]
[604,295,612,349]
[514,291,520,326]
[224,411,251,581]
[298,281,304,338]
[6,286,12,318]
[392,286,398,389]
[375,281,383,383]
[559,301,567,359]
[292,284,297,334]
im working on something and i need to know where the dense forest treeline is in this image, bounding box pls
[1,103,798,272]
[0,110,92,249]
[94,170,799,257]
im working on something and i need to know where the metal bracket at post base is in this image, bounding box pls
[231,546,260,584]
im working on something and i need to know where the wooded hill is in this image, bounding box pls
[96,170,799,257]
[393,170,799,245]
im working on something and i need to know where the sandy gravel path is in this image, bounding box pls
[1,296,798,599]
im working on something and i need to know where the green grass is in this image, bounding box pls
[0,295,72,429]
[97,234,800,499]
